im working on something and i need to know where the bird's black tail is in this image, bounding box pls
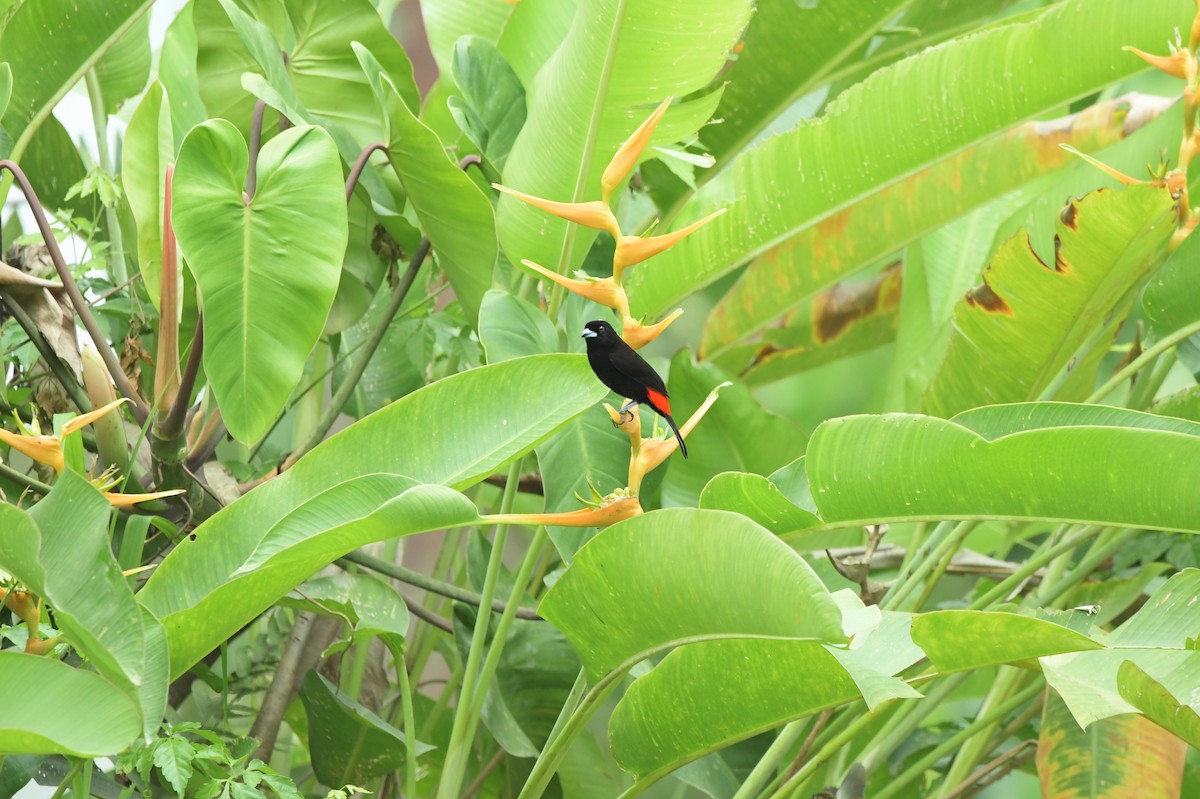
[665,414,688,458]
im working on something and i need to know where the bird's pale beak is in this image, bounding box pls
[581,329,598,338]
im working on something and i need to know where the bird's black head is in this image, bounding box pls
[581,320,619,346]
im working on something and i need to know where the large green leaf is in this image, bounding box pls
[301,671,431,787]
[496,0,751,275]
[122,81,175,308]
[920,183,1177,416]
[139,354,608,674]
[1143,223,1200,340]
[539,509,846,682]
[172,120,347,443]
[448,35,527,172]
[357,43,498,323]
[912,611,1103,673]
[94,11,150,114]
[1118,660,1200,750]
[625,0,1192,335]
[806,402,1200,532]
[661,353,808,507]
[1037,690,1187,799]
[193,0,417,138]
[0,651,141,756]
[478,289,557,363]
[0,0,153,152]
[1043,570,1200,727]
[420,0,515,78]
[698,472,821,537]
[607,597,922,783]
[159,0,207,145]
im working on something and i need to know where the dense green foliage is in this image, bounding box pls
[2,0,1200,797]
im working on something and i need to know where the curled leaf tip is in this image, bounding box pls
[602,96,675,203]
[613,207,727,275]
[494,184,621,237]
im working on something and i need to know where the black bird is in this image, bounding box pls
[581,320,687,458]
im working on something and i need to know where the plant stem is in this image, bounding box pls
[873,682,1042,799]
[518,677,620,799]
[0,288,92,412]
[386,639,418,799]
[282,238,429,470]
[859,672,970,773]
[84,71,127,284]
[339,550,542,620]
[732,720,810,799]
[935,667,1027,796]
[0,460,52,495]
[438,459,523,799]
[1127,348,1176,409]
[769,705,878,799]
[346,142,389,201]
[883,521,975,610]
[1087,319,1200,403]
[970,526,1097,609]
[1037,527,1136,609]
[0,160,149,422]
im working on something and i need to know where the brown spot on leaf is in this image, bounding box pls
[965,282,1013,315]
[1060,201,1078,230]
[1052,235,1072,273]
[812,262,902,343]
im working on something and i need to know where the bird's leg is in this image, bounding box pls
[616,400,639,425]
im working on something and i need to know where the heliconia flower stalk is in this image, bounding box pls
[520,260,631,318]
[601,96,674,204]
[607,381,731,495]
[612,208,727,279]
[487,495,643,527]
[1124,46,1189,79]
[492,184,621,239]
[81,346,132,476]
[621,309,684,350]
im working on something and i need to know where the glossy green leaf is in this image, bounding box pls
[1043,570,1200,728]
[193,0,418,137]
[21,115,88,220]
[494,0,579,85]
[448,35,526,171]
[540,509,845,682]
[921,184,1176,415]
[1037,690,1187,799]
[421,0,515,77]
[1118,660,1200,749]
[326,193,390,335]
[172,120,348,442]
[608,599,921,782]
[139,354,608,674]
[698,472,821,537]
[332,300,428,417]
[94,11,150,114]
[0,652,141,756]
[1152,385,1200,423]
[284,571,409,644]
[159,0,207,144]
[912,610,1103,673]
[497,0,751,275]
[0,63,11,120]
[478,289,557,363]
[699,0,912,167]
[357,43,498,323]
[1143,223,1200,340]
[627,0,1191,336]
[807,402,1200,532]
[300,671,431,787]
[0,0,154,149]
[661,353,808,507]
[122,81,174,308]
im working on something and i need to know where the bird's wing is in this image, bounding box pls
[608,346,668,396]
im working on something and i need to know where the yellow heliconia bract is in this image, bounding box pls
[601,95,674,204]
[103,488,187,507]
[488,495,643,527]
[520,260,631,318]
[613,208,727,279]
[492,184,621,239]
[621,309,683,350]
[0,398,130,473]
[1124,46,1190,79]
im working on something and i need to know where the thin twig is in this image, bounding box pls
[942,740,1036,799]
[247,100,266,199]
[0,288,92,412]
[339,552,543,621]
[462,750,505,799]
[160,315,203,441]
[0,160,149,423]
[785,709,833,781]
[346,142,389,202]
[281,238,430,471]
[404,596,454,633]
[251,611,315,761]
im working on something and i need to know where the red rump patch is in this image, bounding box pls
[646,388,671,415]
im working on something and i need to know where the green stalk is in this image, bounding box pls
[883,521,975,610]
[1127,348,1177,410]
[873,682,1042,799]
[934,667,1027,796]
[859,673,970,773]
[1037,527,1136,609]
[84,71,127,283]
[437,459,523,799]
[768,705,878,799]
[756,707,863,799]
[517,678,620,799]
[1087,319,1200,403]
[387,639,419,799]
[970,526,1098,609]
[732,720,810,799]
